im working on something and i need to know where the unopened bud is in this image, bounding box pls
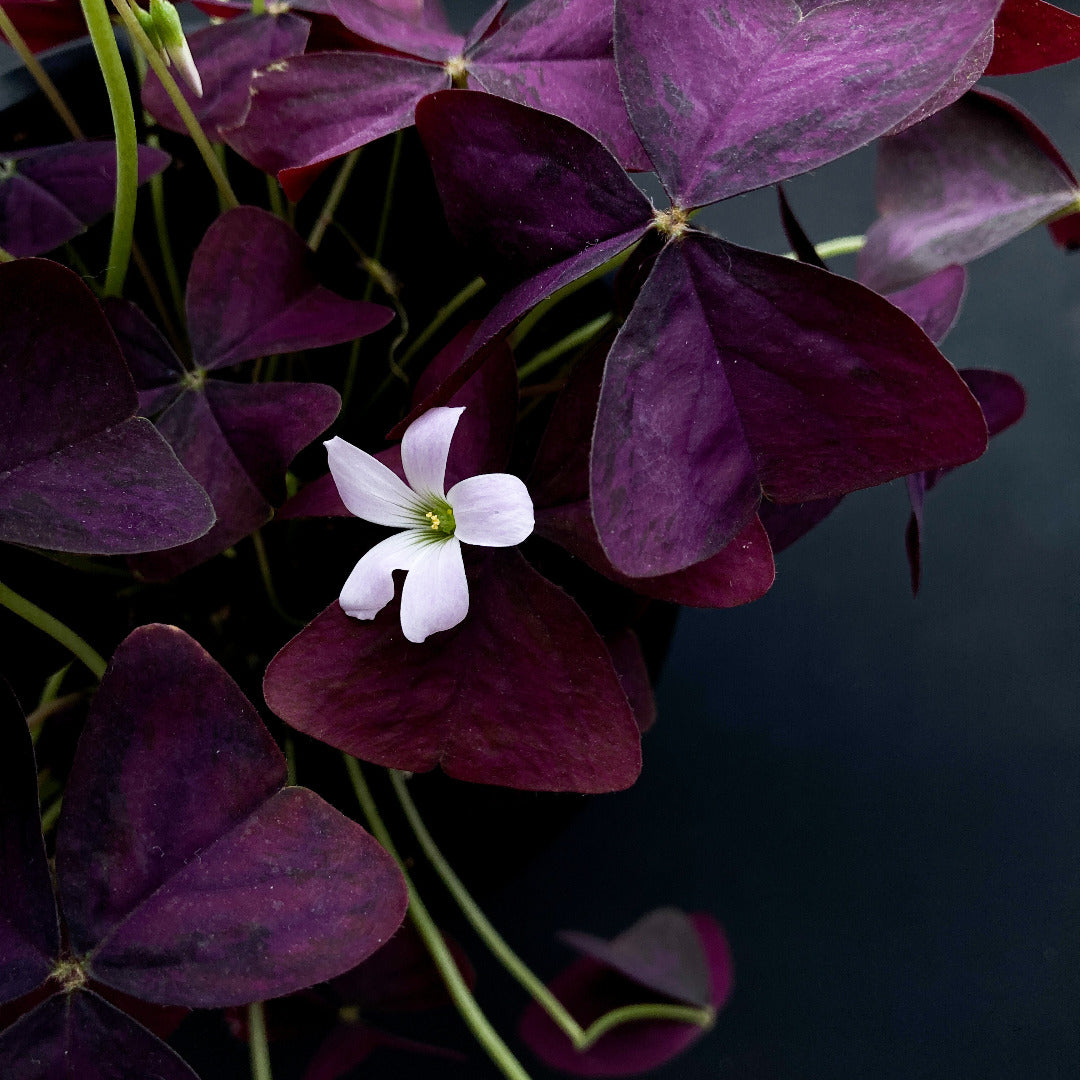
[149,0,203,98]
[133,3,164,52]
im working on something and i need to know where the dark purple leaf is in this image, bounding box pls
[416,90,652,286]
[614,0,1002,208]
[101,299,185,414]
[264,550,642,793]
[859,90,1078,292]
[187,206,393,369]
[468,0,650,171]
[0,143,169,258]
[226,53,449,183]
[142,13,310,139]
[0,0,85,53]
[758,496,843,555]
[0,991,200,1080]
[987,0,1080,74]
[519,911,733,1076]
[603,628,655,734]
[592,233,987,577]
[881,264,967,344]
[55,625,407,1007]
[0,260,215,554]
[328,0,462,59]
[0,687,59,1005]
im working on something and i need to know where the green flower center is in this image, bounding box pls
[414,496,456,540]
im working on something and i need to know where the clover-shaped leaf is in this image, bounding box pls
[0,259,215,555]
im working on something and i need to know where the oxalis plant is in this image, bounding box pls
[0,0,1078,1076]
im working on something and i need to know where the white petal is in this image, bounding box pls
[326,436,420,527]
[399,537,468,643]
[447,473,534,547]
[339,530,427,619]
[400,406,464,500]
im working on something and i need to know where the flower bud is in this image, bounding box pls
[149,0,203,98]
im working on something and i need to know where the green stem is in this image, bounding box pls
[0,580,107,679]
[213,143,230,214]
[80,0,139,295]
[1047,194,1080,222]
[784,234,867,261]
[0,244,15,263]
[251,0,266,14]
[0,5,84,138]
[389,771,714,1051]
[507,247,633,351]
[344,758,534,1080]
[40,796,63,835]
[517,314,612,381]
[266,173,285,221]
[247,1001,273,1080]
[308,149,361,251]
[111,0,239,210]
[395,275,486,373]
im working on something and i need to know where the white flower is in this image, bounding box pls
[326,407,534,643]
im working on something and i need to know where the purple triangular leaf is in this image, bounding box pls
[858,90,1078,293]
[614,0,1002,208]
[519,911,733,1076]
[187,206,393,369]
[0,687,60,1004]
[264,549,642,793]
[0,143,170,258]
[328,0,462,60]
[987,0,1080,75]
[0,260,215,554]
[142,13,310,139]
[226,52,449,179]
[468,0,650,171]
[0,991,200,1080]
[881,265,967,344]
[603,628,655,734]
[55,625,407,1007]
[415,90,652,286]
[758,496,843,555]
[592,233,988,577]
[559,908,713,1008]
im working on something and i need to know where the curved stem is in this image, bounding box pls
[343,757,534,1080]
[389,771,715,1051]
[308,148,361,251]
[247,1001,273,1080]
[0,580,107,679]
[395,275,486,372]
[784,233,866,261]
[517,313,611,381]
[80,0,139,295]
[0,5,84,139]
[111,0,239,210]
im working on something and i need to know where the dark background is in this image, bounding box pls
[3,2,1079,1078]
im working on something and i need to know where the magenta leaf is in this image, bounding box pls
[877,264,968,344]
[0,688,59,1005]
[591,232,988,577]
[468,0,649,170]
[0,260,215,555]
[519,910,734,1076]
[328,0,462,59]
[987,0,1080,73]
[264,550,642,793]
[142,13,310,139]
[614,0,1002,208]
[53,625,407,1007]
[0,992,199,1080]
[186,206,393,369]
[0,142,170,258]
[859,90,1079,292]
[226,53,450,185]
[0,0,85,52]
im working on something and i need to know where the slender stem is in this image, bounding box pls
[0,245,15,263]
[1047,195,1080,222]
[343,757,534,1080]
[265,173,285,221]
[247,1001,273,1080]
[213,143,230,214]
[40,796,63,835]
[27,690,88,738]
[112,0,239,209]
[148,148,185,320]
[507,247,633,351]
[0,580,107,679]
[366,132,403,302]
[0,5,85,138]
[783,233,866,261]
[251,529,302,627]
[389,771,715,1051]
[251,0,266,14]
[395,275,486,372]
[517,314,611,381]
[308,149,361,251]
[36,665,72,711]
[80,0,140,295]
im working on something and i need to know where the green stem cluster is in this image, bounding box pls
[0,580,107,679]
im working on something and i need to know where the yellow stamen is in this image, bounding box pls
[425,511,441,530]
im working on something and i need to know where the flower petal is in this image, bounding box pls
[326,435,420,527]
[400,406,464,500]
[447,473,534,546]
[399,537,468,643]
[340,530,428,619]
